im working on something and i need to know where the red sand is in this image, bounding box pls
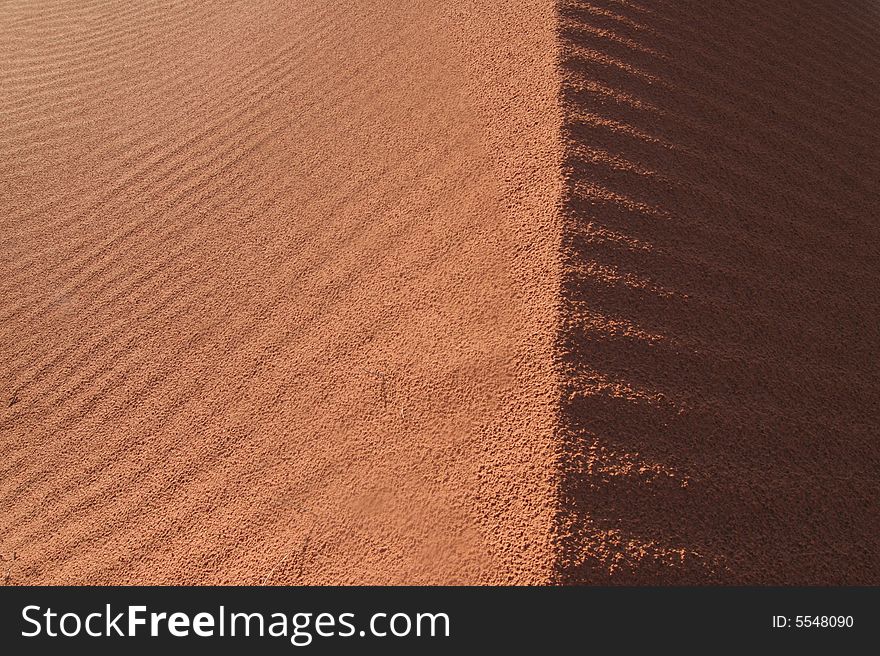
[0,0,562,585]
[1,0,878,585]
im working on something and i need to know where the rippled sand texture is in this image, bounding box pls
[555,0,880,584]
[0,0,562,584]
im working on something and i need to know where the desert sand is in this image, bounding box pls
[1,0,877,585]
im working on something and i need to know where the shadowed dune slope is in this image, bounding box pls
[554,0,880,584]
[0,0,562,584]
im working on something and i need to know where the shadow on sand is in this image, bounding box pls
[554,0,880,584]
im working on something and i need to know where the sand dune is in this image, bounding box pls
[1,0,877,585]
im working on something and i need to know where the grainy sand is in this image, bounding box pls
[1,0,878,585]
[0,0,562,585]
